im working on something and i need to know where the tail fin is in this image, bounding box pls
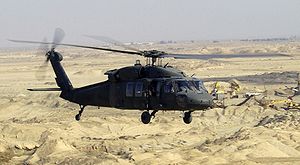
[49,51,73,99]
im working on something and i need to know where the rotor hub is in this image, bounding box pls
[142,50,165,57]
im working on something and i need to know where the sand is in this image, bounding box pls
[0,41,300,164]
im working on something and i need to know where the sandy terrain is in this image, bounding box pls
[1,41,300,164]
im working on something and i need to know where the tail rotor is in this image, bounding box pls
[34,28,65,81]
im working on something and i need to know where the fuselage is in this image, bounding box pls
[67,64,213,111]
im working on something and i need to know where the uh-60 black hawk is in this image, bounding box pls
[10,28,288,124]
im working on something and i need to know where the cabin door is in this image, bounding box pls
[109,82,123,108]
[148,80,161,109]
[159,80,176,109]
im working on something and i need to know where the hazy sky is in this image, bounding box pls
[1,0,299,47]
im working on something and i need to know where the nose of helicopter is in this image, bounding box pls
[176,91,213,109]
[186,92,213,109]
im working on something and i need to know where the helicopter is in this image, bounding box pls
[9,28,289,124]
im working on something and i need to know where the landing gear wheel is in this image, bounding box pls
[141,111,151,124]
[75,105,86,121]
[183,111,192,124]
[75,114,81,121]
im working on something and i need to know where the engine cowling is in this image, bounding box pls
[117,66,142,80]
[105,66,143,82]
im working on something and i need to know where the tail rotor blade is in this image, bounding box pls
[45,55,50,62]
[36,38,49,57]
[35,38,50,81]
[52,28,65,49]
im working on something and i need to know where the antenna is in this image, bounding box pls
[297,72,300,90]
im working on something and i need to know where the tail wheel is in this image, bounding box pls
[75,114,81,121]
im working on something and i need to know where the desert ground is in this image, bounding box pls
[1,40,300,164]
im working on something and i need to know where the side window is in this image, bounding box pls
[126,82,134,97]
[156,82,161,97]
[164,82,174,93]
[135,82,143,97]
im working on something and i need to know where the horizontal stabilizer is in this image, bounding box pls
[27,88,61,91]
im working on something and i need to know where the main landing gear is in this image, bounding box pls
[75,105,86,121]
[183,111,192,124]
[140,110,193,124]
[141,110,158,124]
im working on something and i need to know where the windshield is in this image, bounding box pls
[176,80,196,92]
[192,80,207,92]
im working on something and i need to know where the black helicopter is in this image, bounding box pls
[10,28,288,124]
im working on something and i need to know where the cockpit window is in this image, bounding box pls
[176,80,193,92]
[193,81,201,90]
[192,80,207,93]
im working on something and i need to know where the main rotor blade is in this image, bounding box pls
[85,35,141,52]
[162,53,290,60]
[8,39,54,45]
[37,38,49,56]
[58,43,142,55]
[8,39,142,56]
[11,38,289,59]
